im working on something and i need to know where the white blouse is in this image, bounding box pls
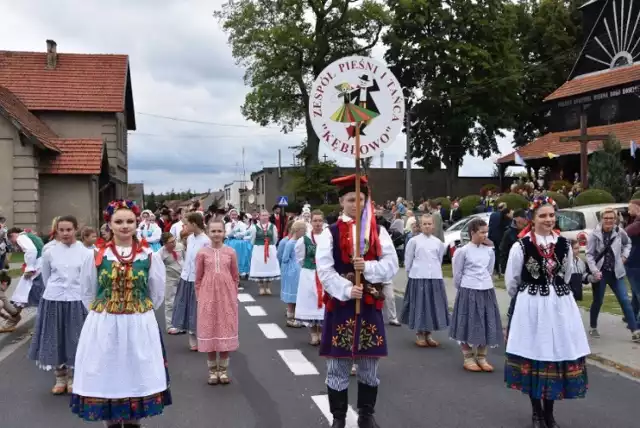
[405,234,445,279]
[137,221,162,244]
[41,241,91,301]
[225,220,248,239]
[79,246,166,310]
[315,215,399,301]
[16,233,42,276]
[181,232,211,282]
[452,243,495,290]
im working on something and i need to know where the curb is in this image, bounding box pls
[392,289,640,380]
[0,308,36,352]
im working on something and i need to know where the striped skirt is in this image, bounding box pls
[171,279,197,333]
[449,287,503,347]
[28,299,88,370]
[504,353,588,400]
[400,278,450,332]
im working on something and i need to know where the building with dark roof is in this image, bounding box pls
[498,0,640,179]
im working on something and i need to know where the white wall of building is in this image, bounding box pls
[224,181,247,211]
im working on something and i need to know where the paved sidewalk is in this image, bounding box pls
[392,268,640,378]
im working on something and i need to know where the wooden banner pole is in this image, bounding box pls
[355,123,362,315]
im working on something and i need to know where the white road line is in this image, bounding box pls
[311,394,359,427]
[237,293,255,303]
[277,349,319,376]
[244,305,267,316]
[258,323,287,339]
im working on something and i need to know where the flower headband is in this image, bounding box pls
[103,199,141,223]
[527,195,557,220]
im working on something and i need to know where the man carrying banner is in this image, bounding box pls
[316,174,399,428]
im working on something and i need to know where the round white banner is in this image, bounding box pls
[309,56,405,159]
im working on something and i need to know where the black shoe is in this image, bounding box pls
[107,424,122,428]
[123,424,141,428]
[545,416,559,428]
[532,414,547,428]
[328,387,348,428]
[357,383,380,428]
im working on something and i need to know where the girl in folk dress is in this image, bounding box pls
[195,220,240,385]
[505,196,589,428]
[28,215,89,395]
[173,212,211,351]
[71,200,171,426]
[400,214,450,347]
[249,210,280,295]
[277,221,294,266]
[281,221,305,328]
[137,210,162,252]
[224,208,252,279]
[159,232,184,335]
[449,218,503,372]
[294,210,325,345]
[7,227,45,311]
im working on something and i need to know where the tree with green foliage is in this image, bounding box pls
[214,0,388,168]
[588,136,627,202]
[510,0,583,147]
[384,0,523,195]
[286,161,340,205]
[146,192,158,212]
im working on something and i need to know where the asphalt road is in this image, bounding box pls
[0,280,637,428]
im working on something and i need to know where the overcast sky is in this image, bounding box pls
[3,0,518,194]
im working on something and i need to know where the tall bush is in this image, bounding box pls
[573,189,615,206]
[459,195,483,216]
[496,193,529,210]
[588,136,627,201]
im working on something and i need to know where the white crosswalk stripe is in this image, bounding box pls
[257,323,287,339]
[277,349,319,375]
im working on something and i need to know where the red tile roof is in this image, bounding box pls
[40,139,104,175]
[545,64,640,101]
[498,120,640,164]
[0,86,59,151]
[0,51,129,112]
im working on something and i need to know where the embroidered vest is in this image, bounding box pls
[90,256,154,314]
[302,235,316,270]
[23,232,44,258]
[329,223,381,275]
[518,235,571,297]
[254,224,275,246]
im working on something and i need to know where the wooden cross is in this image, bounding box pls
[559,110,609,189]
[322,154,329,162]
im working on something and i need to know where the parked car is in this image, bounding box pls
[459,203,630,253]
[446,213,490,260]
[556,203,629,251]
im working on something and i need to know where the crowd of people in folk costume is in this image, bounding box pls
[0,173,594,428]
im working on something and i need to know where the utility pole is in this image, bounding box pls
[405,110,413,202]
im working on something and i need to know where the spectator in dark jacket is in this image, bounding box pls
[499,209,528,273]
[488,203,510,274]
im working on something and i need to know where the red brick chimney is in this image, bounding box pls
[46,39,57,69]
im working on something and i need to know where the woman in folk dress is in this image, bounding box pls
[505,196,589,428]
[400,214,450,347]
[281,221,305,328]
[294,210,325,345]
[224,208,252,279]
[28,215,89,395]
[173,212,211,350]
[449,218,503,372]
[249,210,280,295]
[71,200,171,427]
[195,219,240,385]
[137,210,162,252]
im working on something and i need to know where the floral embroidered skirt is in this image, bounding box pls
[504,353,588,400]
